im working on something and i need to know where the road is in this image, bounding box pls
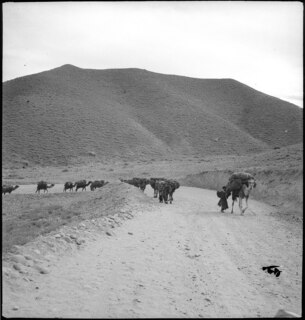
[2,186,302,318]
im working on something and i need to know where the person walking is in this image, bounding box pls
[217,186,229,212]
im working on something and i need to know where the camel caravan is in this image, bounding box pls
[120,177,180,204]
[2,173,255,215]
[35,179,109,193]
[217,172,256,215]
[63,180,109,192]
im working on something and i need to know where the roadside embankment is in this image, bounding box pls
[2,182,158,256]
[180,167,303,219]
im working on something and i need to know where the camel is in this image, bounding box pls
[74,180,92,192]
[167,180,180,204]
[90,180,109,191]
[226,178,256,215]
[2,185,19,195]
[36,181,55,194]
[63,182,75,192]
[157,180,169,203]
[120,178,149,192]
[149,178,167,198]
[157,179,180,204]
[137,178,150,191]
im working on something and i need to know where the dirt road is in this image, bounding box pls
[2,186,302,318]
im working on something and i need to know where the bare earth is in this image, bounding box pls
[2,186,302,318]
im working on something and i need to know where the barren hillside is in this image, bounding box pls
[2,65,303,167]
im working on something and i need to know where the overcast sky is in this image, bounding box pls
[3,1,303,107]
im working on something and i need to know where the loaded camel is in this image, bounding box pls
[120,178,150,192]
[74,180,92,192]
[157,179,180,204]
[225,172,256,215]
[90,180,109,191]
[167,180,180,204]
[63,182,76,192]
[2,185,19,195]
[149,178,166,198]
[36,181,55,194]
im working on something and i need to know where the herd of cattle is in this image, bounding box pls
[120,177,180,204]
[2,178,180,204]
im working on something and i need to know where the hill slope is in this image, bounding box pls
[2,65,303,167]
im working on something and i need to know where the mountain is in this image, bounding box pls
[2,64,303,167]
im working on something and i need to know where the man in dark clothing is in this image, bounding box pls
[217,186,229,212]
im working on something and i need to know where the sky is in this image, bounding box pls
[3,1,303,107]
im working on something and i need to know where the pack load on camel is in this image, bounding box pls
[228,172,255,183]
[225,172,256,215]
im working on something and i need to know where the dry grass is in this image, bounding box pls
[3,201,81,253]
[2,183,139,254]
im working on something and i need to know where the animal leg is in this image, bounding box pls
[231,200,234,214]
[239,198,244,215]
[242,197,248,214]
[164,195,168,204]
[168,194,172,204]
